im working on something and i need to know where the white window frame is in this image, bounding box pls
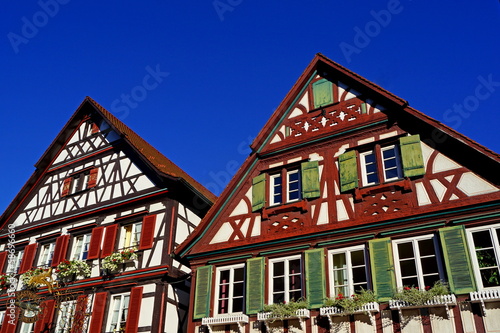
[328,245,370,297]
[70,172,91,195]
[55,300,77,333]
[106,293,130,333]
[119,222,142,250]
[466,224,500,290]
[215,264,245,315]
[269,168,301,206]
[6,250,23,274]
[360,150,379,186]
[393,235,444,289]
[20,322,34,333]
[268,255,302,304]
[38,242,56,267]
[71,234,92,261]
[380,145,402,182]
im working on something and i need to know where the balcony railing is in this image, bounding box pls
[470,289,500,315]
[257,309,310,331]
[202,314,249,333]
[320,302,379,326]
[389,294,456,320]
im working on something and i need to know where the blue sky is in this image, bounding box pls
[1,1,499,214]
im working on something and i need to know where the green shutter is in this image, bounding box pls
[301,161,321,199]
[193,265,212,319]
[312,78,333,108]
[305,249,326,309]
[339,150,358,192]
[399,135,425,177]
[246,257,264,314]
[439,226,476,294]
[252,174,266,212]
[360,103,367,114]
[369,238,396,301]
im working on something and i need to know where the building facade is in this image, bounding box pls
[0,97,215,333]
[177,54,500,333]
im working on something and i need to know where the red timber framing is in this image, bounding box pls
[0,97,214,333]
[176,54,500,333]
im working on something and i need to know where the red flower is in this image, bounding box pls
[425,286,431,291]
[404,286,411,290]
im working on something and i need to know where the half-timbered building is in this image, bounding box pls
[176,54,500,333]
[0,97,215,333]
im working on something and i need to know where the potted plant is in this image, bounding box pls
[391,281,451,306]
[55,259,91,282]
[259,298,309,321]
[102,248,138,274]
[323,289,377,314]
[20,267,51,288]
[0,274,10,291]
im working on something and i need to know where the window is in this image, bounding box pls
[269,255,302,304]
[393,235,444,289]
[329,246,369,297]
[269,169,301,206]
[6,250,23,274]
[467,225,500,289]
[20,323,34,333]
[359,145,403,187]
[215,264,245,314]
[339,135,425,192]
[120,222,142,250]
[55,300,76,333]
[107,294,130,333]
[61,168,98,197]
[72,234,91,260]
[38,242,56,267]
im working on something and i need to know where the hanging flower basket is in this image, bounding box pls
[102,248,138,273]
[0,274,11,291]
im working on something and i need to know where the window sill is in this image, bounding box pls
[262,201,307,219]
[320,302,379,326]
[355,178,411,200]
[202,314,249,333]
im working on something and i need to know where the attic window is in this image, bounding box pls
[61,167,99,197]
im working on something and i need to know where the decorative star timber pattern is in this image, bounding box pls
[283,99,377,141]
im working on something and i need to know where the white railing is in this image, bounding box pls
[202,314,249,333]
[470,289,500,316]
[320,302,379,327]
[257,309,310,331]
[389,294,456,320]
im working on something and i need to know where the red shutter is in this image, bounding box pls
[0,252,7,273]
[88,292,107,332]
[70,295,88,333]
[18,243,38,274]
[0,308,18,333]
[91,122,100,134]
[139,215,156,250]
[61,177,72,197]
[51,235,70,267]
[34,299,56,333]
[87,227,104,260]
[87,168,99,188]
[125,287,143,333]
[101,224,118,258]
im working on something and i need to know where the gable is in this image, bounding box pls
[261,74,389,154]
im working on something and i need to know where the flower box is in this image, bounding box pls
[202,314,249,333]
[470,289,500,315]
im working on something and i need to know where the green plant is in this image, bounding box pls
[0,274,10,290]
[392,281,449,305]
[102,248,137,272]
[262,298,308,321]
[324,289,377,314]
[55,259,91,279]
[20,267,50,286]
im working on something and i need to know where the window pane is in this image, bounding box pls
[351,250,365,266]
[273,293,285,304]
[289,259,301,275]
[476,249,498,268]
[233,298,244,312]
[421,257,439,275]
[365,153,377,164]
[382,148,396,159]
[352,267,367,284]
[423,274,441,288]
[289,290,302,302]
[332,253,346,269]
[418,239,435,257]
[480,268,500,287]
[234,267,244,282]
[233,282,244,297]
[402,276,419,288]
[289,275,302,291]
[220,270,230,283]
[333,269,347,287]
[273,277,284,292]
[398,243,414,259]
[274,262,284,276]
[473,230,493,248]
[400,260,417,277]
